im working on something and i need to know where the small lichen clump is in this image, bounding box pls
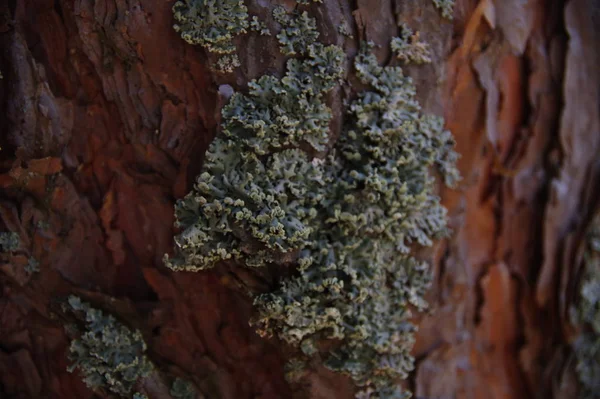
[65,296,154,397]
[216,54,242,73]
[171,378,197,399]
[172,0,249,72]
[273,7,320,56]
[338,22,354,39]
[250,16,271,36]
[571,219,600,399]
[168,36,459,396]
[172,0,249,53]
[432,0,455,20]
[0,231,19,252]
[391,24,432,65]
[25,257,40,274]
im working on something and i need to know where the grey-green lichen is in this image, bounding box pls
[391,24,432,65]
[338,22,354,39]
[0,232,19,252]
[25,257,40,274]
[273,7,319,56]
[432,0,455,20]
[216,54,242,73]
[164,42,345,272]
[65,296,154,397]
[171,377,197,399]
[1,231,39,275]
[250,15,271,36]
[571,218,600,399]
[168,35,459,396]
[253,43,458,397]
[172,0,249,54]
[133,393,149,399]
[284,357,308,383]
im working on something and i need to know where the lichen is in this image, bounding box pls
[573,324,600,399]
[432,0,454,20]
[133,393,149,399]
[64,296,154,397]
[216,54,241,73]
[168,36,459,396]
[172,0,249,54]
[164,43,345,272]
[285,358,308,383]
[253,43,458,397]
[338,23,354,39]
[222,43,344,152]
[273,7,320,56]
[296,0,323,4]
[250,16,271,36]
[571,218,600,399]
[171,377,197,399]
[391,24,432,65]
[25,257,39,274]
[0,232,19,252]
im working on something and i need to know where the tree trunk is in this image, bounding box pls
[0,0,598,398]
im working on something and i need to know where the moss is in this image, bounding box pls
[0,231,19,252]
[172,0,249,54]
[571,218,600,399]
[432,0,454,20]
[273,7,320,56]
[391,24,432,65]
[64,296,154,397]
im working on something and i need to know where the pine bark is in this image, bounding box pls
[0,0,598,398]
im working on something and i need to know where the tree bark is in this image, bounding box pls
[0,0,598,398]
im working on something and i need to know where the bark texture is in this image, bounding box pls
[0,0,598,398]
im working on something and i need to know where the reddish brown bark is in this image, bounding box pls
[0,0,598,398]
[412,2,599,398]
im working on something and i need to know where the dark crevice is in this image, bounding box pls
[473,262,492,325]
[510,271,536,399]
[436,244,450,304]
[54,0,65,25]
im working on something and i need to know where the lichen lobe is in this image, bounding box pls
[64,296,154,396]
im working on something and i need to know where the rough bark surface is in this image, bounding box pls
[0,0,598,398]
